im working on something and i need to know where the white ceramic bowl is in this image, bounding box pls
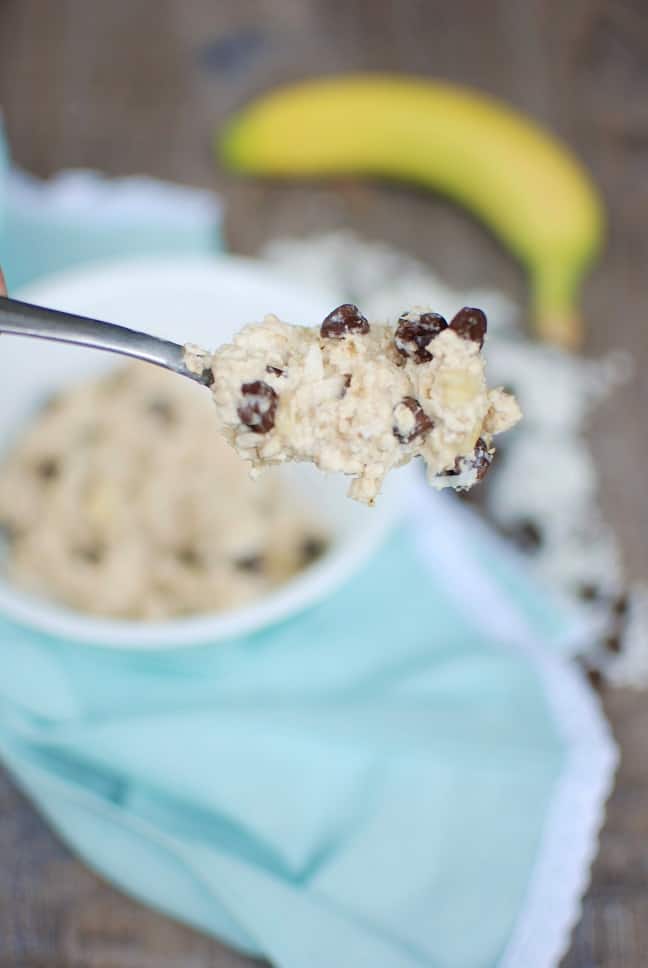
[0,255,406,648]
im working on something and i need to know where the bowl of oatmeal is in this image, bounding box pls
[0,256,407,648]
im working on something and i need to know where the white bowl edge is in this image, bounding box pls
[0,254,407,649]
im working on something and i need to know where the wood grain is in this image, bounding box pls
[1,0,647,965]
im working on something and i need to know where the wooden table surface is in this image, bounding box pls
[0,1,647,965]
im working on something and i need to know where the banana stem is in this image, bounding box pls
[530,262,585,350]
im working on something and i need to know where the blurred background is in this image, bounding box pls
[0,1,647,966]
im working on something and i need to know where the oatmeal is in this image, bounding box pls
[186,304,521,504]
[0,364,327,620]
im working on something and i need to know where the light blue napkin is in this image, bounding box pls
[0,150,222,290]
[0,141,616,968]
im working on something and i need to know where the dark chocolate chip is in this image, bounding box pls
[470,437,493,480]
[393,397,435,444]
[35,457,60,481]
[266,365,284,377]
[176,547,203,569]
[449,307,487,347]
[300,535,328,565]
[237,380,278,434]
[613,594,629,616]
[320,304,369,339]
[585,665,604,690]
[147,398,176,424]
[341,373,352,397]
[234,553,264,573]
[75,544,105,564]
[442,457,463,477]
[604,634,622,654]
[446,439,494,480]
[504,518,543,552]
[202,367,215,388]
[578,583,602,602]
[394,311,447,363]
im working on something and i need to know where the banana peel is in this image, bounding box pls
[219,75,604,349]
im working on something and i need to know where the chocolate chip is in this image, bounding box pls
[604,634,622,654]
[504,518,543,552]
[394,311,447,363]
[449,307,487,347]
[75,544,105,564]
[147,398,175,424]
[35,457,60,481]
[442,457,462,477]
[202,368,215,388]
[444,440,493,480]
[234,553,264,573]
[266,365,284,377]
[341,373,352,397]
[393,397,435,444]
[237,380,278,434]
[176,547,203,569]
[320,304,369,339]
[300,535,328,565]
[471,438,493,480]
[613,594,629,616]
[578,583,602,602]
[585,665,604,690]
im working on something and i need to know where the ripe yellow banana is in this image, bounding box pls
[219,75,604,348]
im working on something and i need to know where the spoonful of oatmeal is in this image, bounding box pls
[185,304,521,504]
[0,290,521,504]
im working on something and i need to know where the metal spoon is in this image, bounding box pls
[0,294,214,386]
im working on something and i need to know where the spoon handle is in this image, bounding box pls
[0,295,212,386]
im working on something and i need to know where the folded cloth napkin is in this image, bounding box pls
[0,143,616,968]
